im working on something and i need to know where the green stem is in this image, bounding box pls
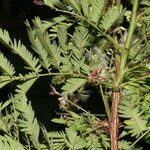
[66,99,88,114]
[99,85,111,120]
[1,72,86,83]
[66,99,99,121]
[115,0,139,87]
[125,1,139,50]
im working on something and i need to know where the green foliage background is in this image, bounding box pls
[0,0,150,149]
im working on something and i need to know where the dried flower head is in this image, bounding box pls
[88,68,106,82]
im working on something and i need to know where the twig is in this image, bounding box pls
[110,91,120,150]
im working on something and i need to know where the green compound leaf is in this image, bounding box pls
[100,5,123,31]
[90,0,106,24]
[0,52,15,76]
[62,78,87,94]
[0,135,25,150]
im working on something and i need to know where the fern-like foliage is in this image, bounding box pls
[72,26,89,50]
[10,40,41,73]
[15,95,40,149]
[13,79,41,149]
[0,29,41,73]
[0,49,16,88]
[119,98,148,138]
[42,129,65,150]
[0,52,15,76]
[118,140,140,150]
[100,5,123,31]
[0,135,25,150]
[0,75,11,88]
[0,78,41,149]
[62,78,87,94]
[0,0,149,149]
[64,128,87,149]
[57,24,68,50]
[66,0,81,14]
[90,0,106,24]
[86,135,103,150]
[44,0,124,34]
[27,19,61,69]
[51,111,111,150]
[27,26,51,71]
[119,84,150,140]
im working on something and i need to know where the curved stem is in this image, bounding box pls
[99,85,111,120]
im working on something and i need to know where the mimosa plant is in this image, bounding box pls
[0,0,150,149]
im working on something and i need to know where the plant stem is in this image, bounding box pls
[66,99,88,114]
[1,72,86,83]
[110,1,139,150]
[99,85,111,120]
[115,0,139,87]
[110,91,120,150]
[125,1,139,50]
[117,0,139,85]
